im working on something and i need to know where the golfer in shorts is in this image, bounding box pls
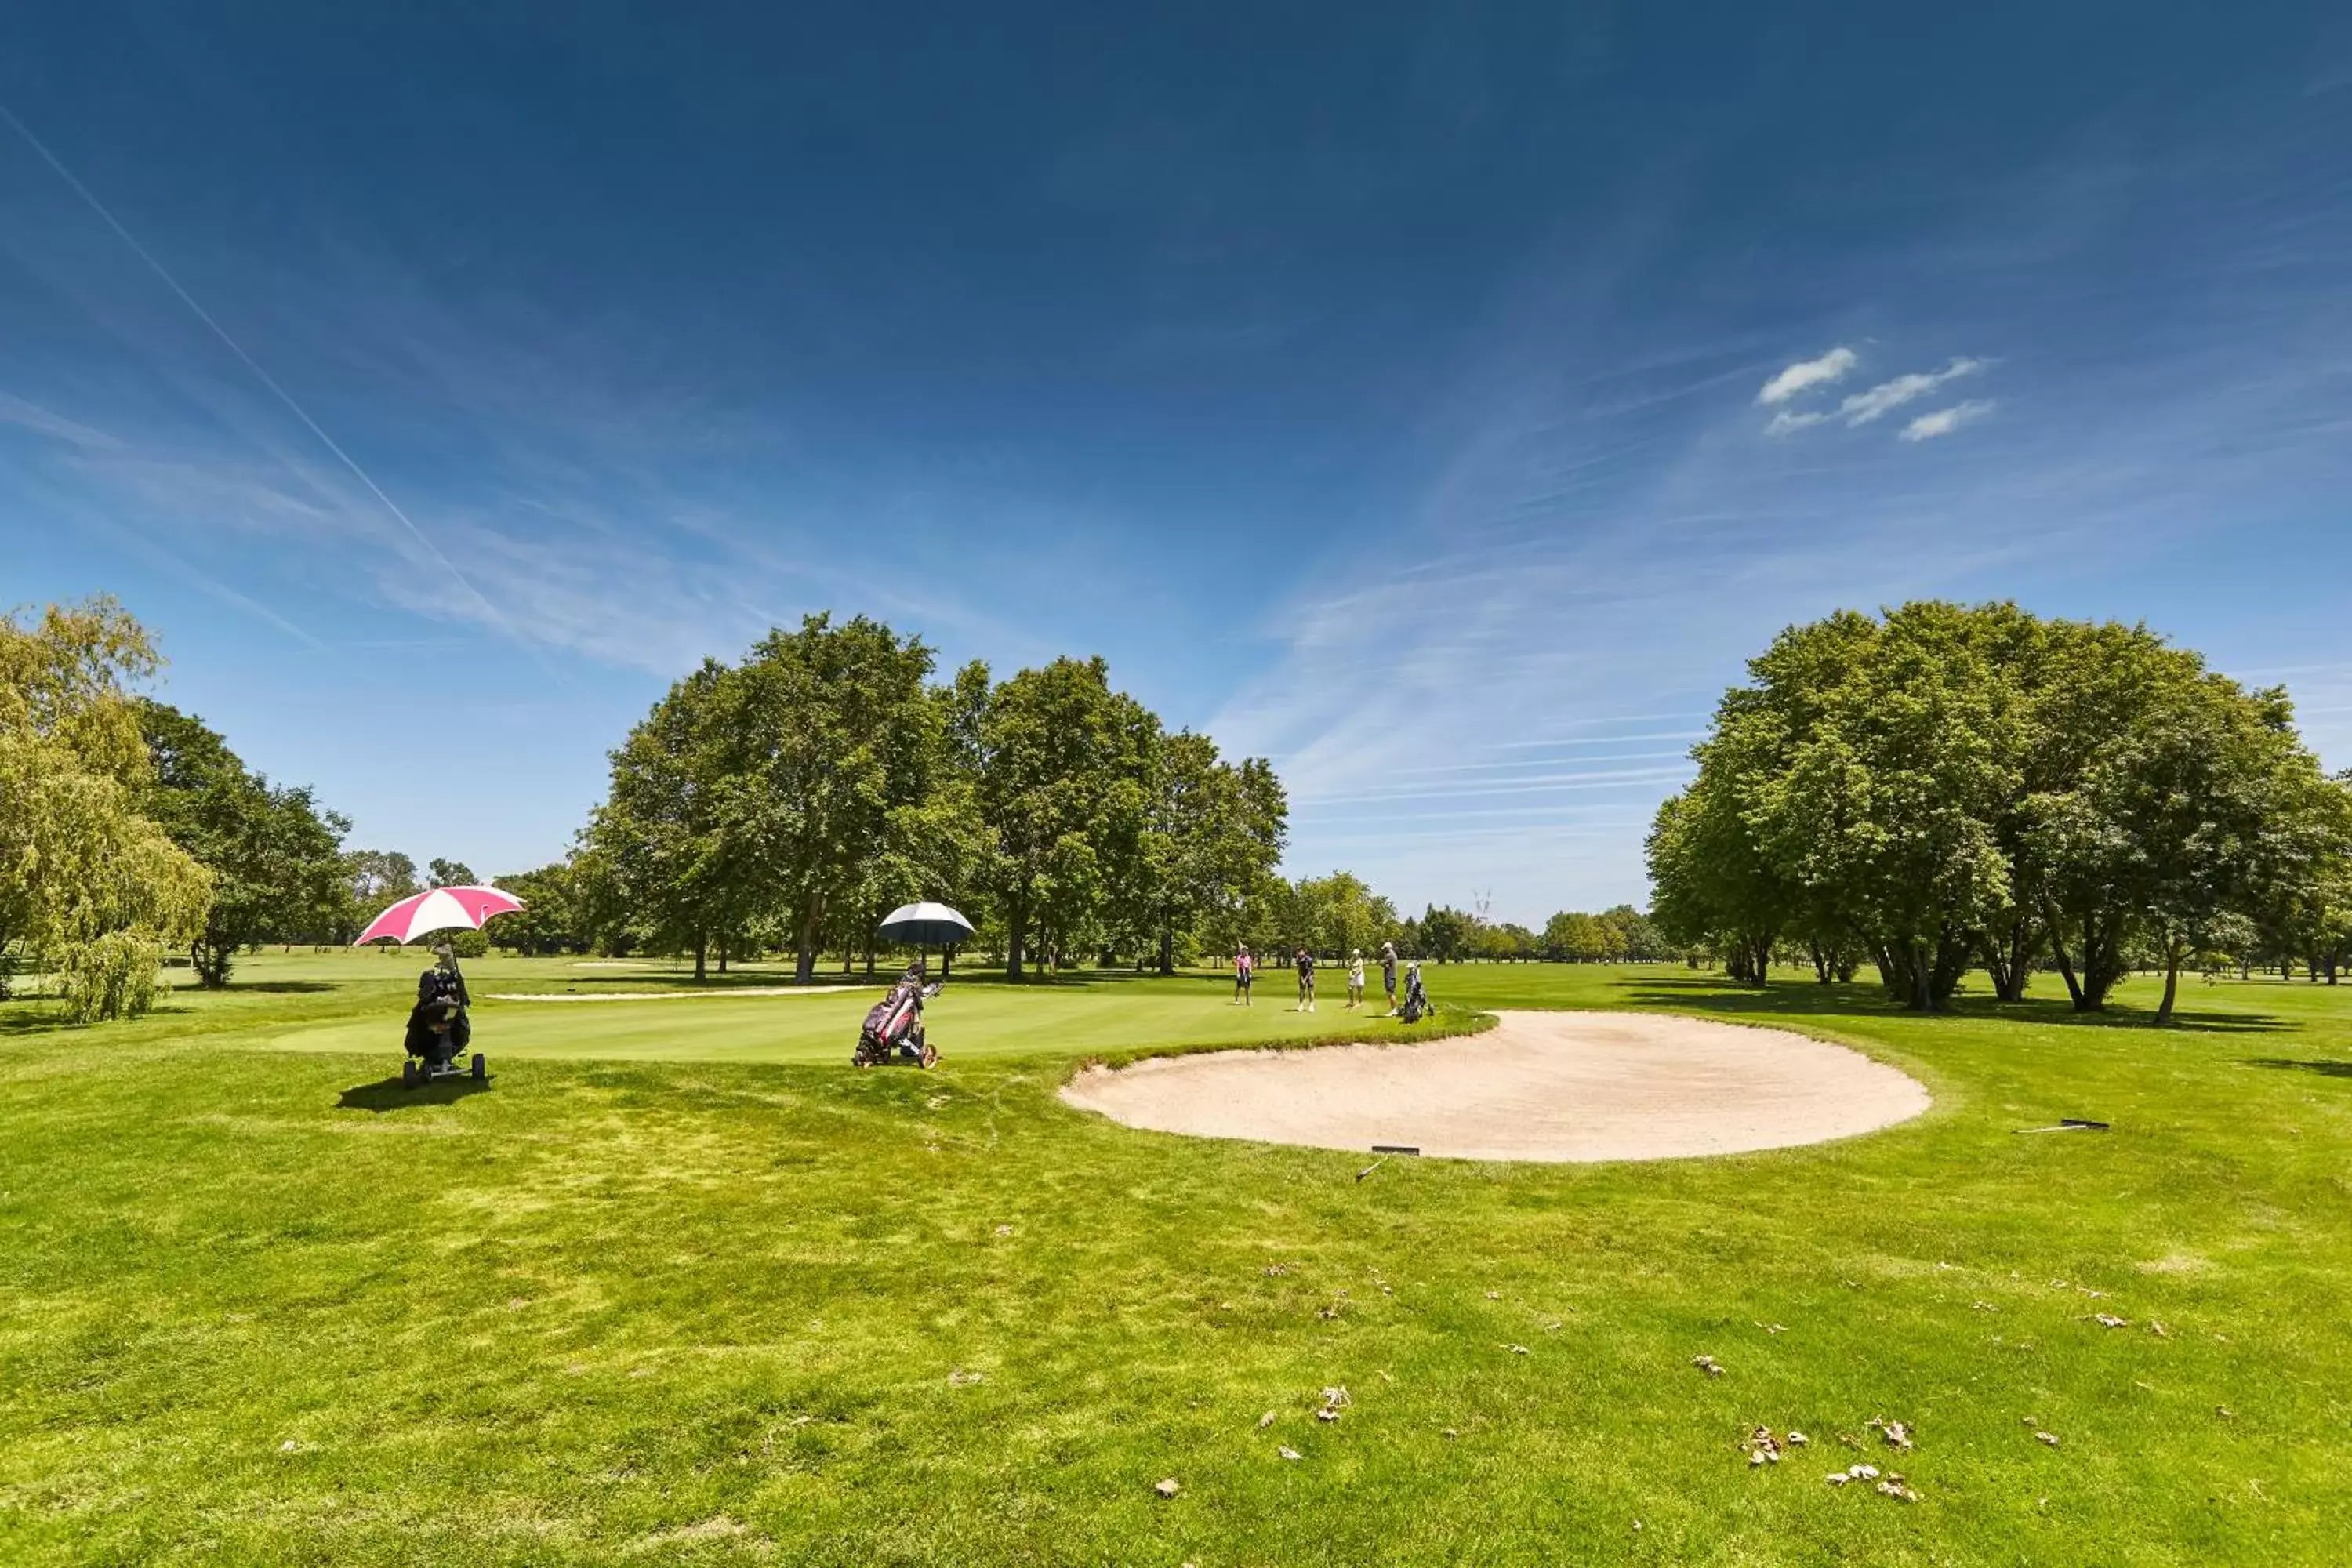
[1294,948,1316,1011]
[1346,949,1366,1009]
[1380,942,1399,1014]
[1234,944,1254,1005]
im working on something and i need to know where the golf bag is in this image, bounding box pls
[855,966,942,1068]
[403,962,485,1086]
[1398,964,1432,1025]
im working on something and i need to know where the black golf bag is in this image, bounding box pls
[403,962,485,1085]
[1398,964,1432,1025]
[855,967,942,1068]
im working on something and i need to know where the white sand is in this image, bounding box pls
[483,985,865,1002]
[1060,1010,1929,1163]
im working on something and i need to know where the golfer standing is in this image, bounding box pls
[1380,941,1399,1014]
[1294,948,1316,1012]
[1347,949,1366,1010]
[1234,944,1254,1005]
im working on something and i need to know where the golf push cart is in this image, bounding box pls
[853,901,974,1069]
[353,884,524,1091]
[855,964,941,1068]
[404,944,487,1087]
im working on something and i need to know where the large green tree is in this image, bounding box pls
[972,656,1157,980]
[1654,601,2347,1014]
[582,660,747,980]
[0,599,212,1018]
[1138,733,1288,974]
[722,615,946,982]
[137,702,351,986]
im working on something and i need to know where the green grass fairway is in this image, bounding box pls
[5,956,2350,1564]
[252,958,1448,1065]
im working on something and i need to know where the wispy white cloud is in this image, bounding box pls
[1841,358,1988,425]
[0,390,126,451]
[1764,408,1828,436]
[1755,346,1857,405]
[1900,398,1998,441]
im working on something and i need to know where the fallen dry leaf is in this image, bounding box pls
[1868,1418,1915,1451]
[993,1225,1013,1237]
[1486,1290,1501,1300]
[1265,1265,1289,1277]
[2216,1406,2234,1421]
[2149,1320,2171,1338]
[2035,1431,2060,1447]
[1851,1463,1881,1481]
[1155,1479,1181,1499]
[1787,1432,1809,1446]
[1258,1411,1276,1429]
[1443,1428,1458,1439]
[948,1367,984,1387]
[1508,1345,1530,1356]
[1693,1355,1725,1377]
[2088,1313,2131,1330]
[1875,1478,1921,1503]
[1825,1471,1852,1486]
[1316,1408,1340,1423]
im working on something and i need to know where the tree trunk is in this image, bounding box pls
[1006,898,1027,982]
[1158,923,1175,977]
[2154,941,2184,1025]
[794,893,824,985]
[692,931,707,983]
[717,934,729,975]
[942,945,954,979]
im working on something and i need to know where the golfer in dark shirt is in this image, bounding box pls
[1294,949,1316,1012]
[1381,942,1398,1013]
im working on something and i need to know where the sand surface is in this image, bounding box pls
[1060,1010,1929,1163]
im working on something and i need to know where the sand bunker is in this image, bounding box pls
[1061,1010,1929,1163]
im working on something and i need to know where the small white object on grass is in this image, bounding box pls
[1154,1478,1181,1499]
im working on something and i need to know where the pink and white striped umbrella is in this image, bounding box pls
[353,884,524,946]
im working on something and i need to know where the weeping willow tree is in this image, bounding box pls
[1,597,212,1020]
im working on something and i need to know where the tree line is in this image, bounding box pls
[1646,602,2352,1022]
[3,598,503,1016]
[554,614,1291,982]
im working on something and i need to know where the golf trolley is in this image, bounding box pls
[855,965,942,1069]
[402,953,488,1087]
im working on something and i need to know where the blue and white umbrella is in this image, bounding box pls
[877,902,975,948]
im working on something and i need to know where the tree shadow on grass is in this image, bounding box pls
[2241,1058,2352,1079]
[337,1076,493,1113]
[217,981,338,994]
[1609,975,2291,1034]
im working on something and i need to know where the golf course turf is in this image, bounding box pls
[2,956,2347,1564]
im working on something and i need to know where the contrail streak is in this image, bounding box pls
[0,100,521,651]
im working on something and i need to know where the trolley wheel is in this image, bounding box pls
[470,1053,487,1082]
[401,1058,420,1088]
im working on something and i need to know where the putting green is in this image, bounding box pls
[260,978,1428,1065]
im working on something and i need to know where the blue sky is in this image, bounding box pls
[5,2,2350,922]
